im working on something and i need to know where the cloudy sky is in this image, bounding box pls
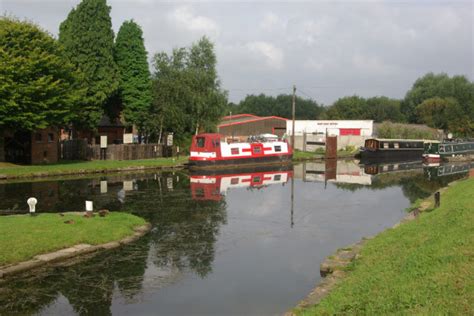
[2,0,473,104]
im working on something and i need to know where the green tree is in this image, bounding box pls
[366,96,405,122]
[402,73,474,123]
[114,20,152,136]
[188,37,227,134]
[416,97,470,136]
[151,37,227,144]
[59,0,119,129]
[325,95,368,119]
[233,94,324,119]
[0,17,83,131]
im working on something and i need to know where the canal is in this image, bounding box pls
[0,161,469,315]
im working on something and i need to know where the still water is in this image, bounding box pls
[0,161,470,316]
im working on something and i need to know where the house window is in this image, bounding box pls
[383,143,389,149]
[231,148,239,155]
[48,133,54,142]
[43,150,48,158]
[35,133,42,142]
[274,145,281,152]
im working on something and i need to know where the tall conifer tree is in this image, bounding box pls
[114,20,152,135]
[59,0,119,129]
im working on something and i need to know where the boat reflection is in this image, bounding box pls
[190,166,293,201]
[294,160,372,185]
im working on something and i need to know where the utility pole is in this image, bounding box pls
[291,85,296,149]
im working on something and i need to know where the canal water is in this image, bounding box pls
[0,161,470,316]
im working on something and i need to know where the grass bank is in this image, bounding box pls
[0,157,187,179]
[295,177,474,315]
[0,213,146,266]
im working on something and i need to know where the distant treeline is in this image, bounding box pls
[229,73,474,137]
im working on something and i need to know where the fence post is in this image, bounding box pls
[303,132,307,152]
[434,191,440,208]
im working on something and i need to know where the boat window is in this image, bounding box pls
[383,142,389,149]
[445,145,452,152]
[440,146,445,153]
[274,174,281,181]
[196,137,205,148]
[253,147,261,154]
[252,176,261,183]
[212,140,220,147]
[394,143,399,149]
[231,148,239,155]
[231,178,239,185]
[274,145,281,152]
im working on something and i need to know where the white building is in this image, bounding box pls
[286,120,373,137]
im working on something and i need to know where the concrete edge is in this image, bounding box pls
[0,223,152,280]
[285,187,446,315]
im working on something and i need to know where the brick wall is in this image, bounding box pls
[30,127,59,164]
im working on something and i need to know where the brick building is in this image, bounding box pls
[1,127,59,164]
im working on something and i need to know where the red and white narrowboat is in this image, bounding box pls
[189,133,292,168]
[190,168,293,201]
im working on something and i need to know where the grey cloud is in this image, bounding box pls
[2,0,473,104]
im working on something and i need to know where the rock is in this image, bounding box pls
[83,212,94,218]
[98,209,109,217]
[59,213,65,217]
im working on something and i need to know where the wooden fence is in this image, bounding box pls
[61,140,166,161]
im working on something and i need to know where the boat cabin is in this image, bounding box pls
[364,138,425,151]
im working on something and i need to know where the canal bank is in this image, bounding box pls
[0,212,150,279]
[291,176,474,315]
[0,157,187,180]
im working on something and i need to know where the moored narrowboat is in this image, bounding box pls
[189,133,292,168]
[359,138,426,163]
[423,140,474,162]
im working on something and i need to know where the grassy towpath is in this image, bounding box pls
[0,157,188,179]
[0,212,146,266]
[295,177,474,315]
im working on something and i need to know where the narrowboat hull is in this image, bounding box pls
[188,154,293,169]
[360,149,423,163]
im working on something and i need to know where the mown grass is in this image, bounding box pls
[0,157,188,177]
[0,212,146,266]
[296,177,474,315]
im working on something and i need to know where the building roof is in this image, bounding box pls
[218,115,288,128]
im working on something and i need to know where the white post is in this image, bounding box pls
[27,197,37,216]
[85,200,93,212]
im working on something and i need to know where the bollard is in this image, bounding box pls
[27,197,38,216]
[434,191,440,208]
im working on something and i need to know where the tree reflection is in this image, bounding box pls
[0,236,151,315]
[0,172,227,315]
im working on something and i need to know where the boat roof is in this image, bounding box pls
[368,138,435,142]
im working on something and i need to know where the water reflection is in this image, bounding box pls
[0,161,472,315]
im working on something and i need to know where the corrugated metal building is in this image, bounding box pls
[218,114,287,140]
